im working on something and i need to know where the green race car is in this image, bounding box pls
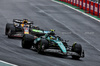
[22,30,84,59]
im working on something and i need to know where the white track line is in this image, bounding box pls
[52,0,100,22]
[0,60,17,66]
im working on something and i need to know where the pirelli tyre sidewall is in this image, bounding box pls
[72,43,82,59]
[22,34,34,49]
[5,23,13,35]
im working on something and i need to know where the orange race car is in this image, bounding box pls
[5,19,38,38]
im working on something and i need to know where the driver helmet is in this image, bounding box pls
[50,29,55,35]
[22,19,28,24]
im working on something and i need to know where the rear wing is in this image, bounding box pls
[13,19,34,24]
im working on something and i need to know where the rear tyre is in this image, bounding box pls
[37,39,49,54]
[5,23,13,35]
[22,34,34,49]
[72,43,82,59]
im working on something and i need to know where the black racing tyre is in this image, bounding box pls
[72,43,82,59]
[8,25,15,38]
[37,39,49,54]
[5,23,13,35]
[22,34,34,49]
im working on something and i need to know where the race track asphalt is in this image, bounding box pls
[0,0,100,66]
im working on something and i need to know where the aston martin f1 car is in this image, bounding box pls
[5,19,42,38]
[22,30,84,59]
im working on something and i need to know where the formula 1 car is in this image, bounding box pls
[5,19,41,38]
[22,30,84,59]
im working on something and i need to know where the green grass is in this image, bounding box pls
[55,0,100,20]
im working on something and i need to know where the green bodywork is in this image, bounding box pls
[34,38,41,44]
[46,36,67,53]
[33,31,67,54]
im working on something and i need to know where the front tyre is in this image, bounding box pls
[8,26,15,38]
[5,23,13,35]
[72,43,82,59]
